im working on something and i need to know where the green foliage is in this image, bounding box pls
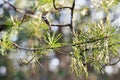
[44,32,62,48]
[0,32,13,55]
[38,0,52,5]
[68,21,120,76]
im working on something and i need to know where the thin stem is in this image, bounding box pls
[20,53,38,65]
[72,36,109,46]
[109,59,120,66]
[12,42,40,51]
[70,0,75,34]
[3,0,39,18]
[53,0,71,10]
[51,24,71,27]
[52,0,76,34]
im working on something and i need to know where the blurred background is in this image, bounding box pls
[0,0,120,80]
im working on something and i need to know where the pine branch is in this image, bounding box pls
[11,36,119,52]
[3,0,73,29]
